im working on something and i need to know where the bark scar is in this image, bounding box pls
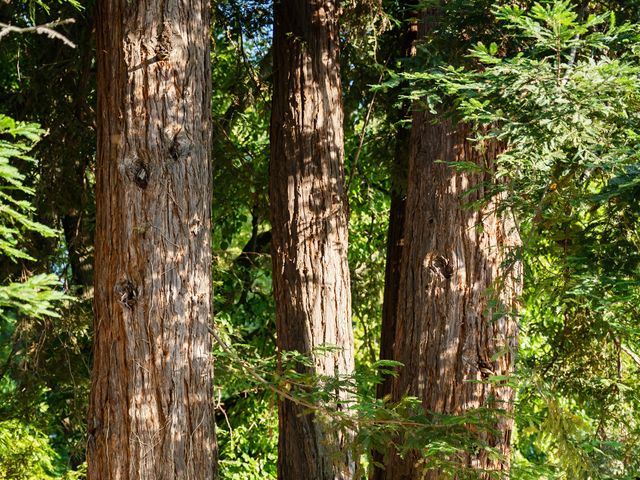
[115,279,139,309]
[169,129,191,161]
[123,156,150,189]
[156,21,172,61]
[425,252,454,280]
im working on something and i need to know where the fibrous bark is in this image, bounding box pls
[376,114,411,407]
[378,9,521,476]
[270,1,355,479]
[88,1,215,478]
[381,110,521,479]
[376,1,418,402]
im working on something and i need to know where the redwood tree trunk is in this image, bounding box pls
[381,111,520,478]
[270,1,355,479]
[376,114,411,402]
[376,2,418,402]
[379,11,521,475]
[372,141,406,480]
[376,170,406,401]
[88,1,216,479]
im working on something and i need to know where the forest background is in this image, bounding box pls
[0,0,639,478]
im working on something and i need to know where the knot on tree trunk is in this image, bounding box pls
[114,279,139,309]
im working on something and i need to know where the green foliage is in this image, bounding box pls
[0,273,68,319]
[15,0,83,23]
[0,1,94,475]
[0,419,58,480]
[395,1,640,477]
[211,2,270,254]
[210,6,276,478]
[0,419,86,480]
[0,114,81,478]
[212,326,514,479]
[0,116,55,258]
[0,115,68,320]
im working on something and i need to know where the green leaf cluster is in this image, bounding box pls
[0,115,68,320]
[396,1,640,477]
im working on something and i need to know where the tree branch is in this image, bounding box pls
[0,18,76,48]
[621,344,640,368]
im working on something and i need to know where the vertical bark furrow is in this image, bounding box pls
[383,110,520,479]
[270,1,355,479]
[88,1,215,479]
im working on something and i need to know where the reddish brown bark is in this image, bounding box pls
[376,3,419,402]
[376,120,411,409]
[375,5,521,477]
[88,1,216,478]
[270,1,355,479]
[380,111,520,479]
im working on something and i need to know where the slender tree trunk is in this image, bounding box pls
[372,13,416,479]
[376,2,418,402]
[88,1,216,479]
[62,205,93,292]
[376,116,411,401]
[371,138,406,480]
[270,1,355,479]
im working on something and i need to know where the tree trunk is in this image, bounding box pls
[372,13,416,479]
[270,1,355,479]
[62,206,93,292]
[371,141,406,480]
[376,1,418,402]
[88,1,216,479]
[380,110,520,478]
[376,114,412,401]
[377,6,521,477]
